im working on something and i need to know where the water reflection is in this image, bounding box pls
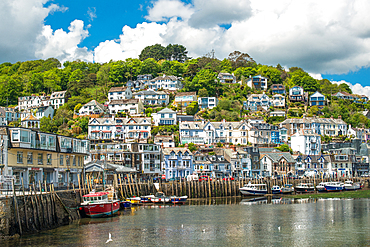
[3,198,370,247]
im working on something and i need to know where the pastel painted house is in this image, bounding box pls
[152,108,177,126]
[163,148,193,180]
[309,91,326,108]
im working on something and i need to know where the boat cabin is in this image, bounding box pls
[83,192,109,202]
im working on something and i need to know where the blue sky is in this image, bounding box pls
[1,0,370,94]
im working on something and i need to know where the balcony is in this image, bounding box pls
[182,156,191,160]
[168,155,177,159]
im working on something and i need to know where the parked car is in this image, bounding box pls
[223,177,234,181]
[199,175,212,181]
[186,174,199,181]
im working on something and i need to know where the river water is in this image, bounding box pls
[4,197,370,246]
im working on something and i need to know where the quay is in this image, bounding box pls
[1,176,369,239]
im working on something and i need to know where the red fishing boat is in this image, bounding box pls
[80,191,120,218]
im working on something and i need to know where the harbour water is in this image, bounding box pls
[3,197,370,246]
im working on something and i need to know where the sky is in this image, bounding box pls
[2,0,370,96]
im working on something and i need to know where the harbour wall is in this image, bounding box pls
[116,177,367,198]
[0,190,82,239]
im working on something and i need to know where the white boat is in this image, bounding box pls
[281,184,294,194]
[272,185,281,194]
[152,192,170,203]
[239,182,267,196]
[295,183,315,193]
[316,182,328,192]
[343,180,361,191]
[324,182,344,192]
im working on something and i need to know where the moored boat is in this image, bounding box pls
[343,180,361,191]
[141,195,155,203]
[281,184,294,194]
[324,182,344,192]
[152,192,170,203]
[295,183,315,193]
[316,182,328,192]
[126,197,142,205]
[239,182,267,196]
[271,185,282,194]
[80,191,120,218]
[170,195,188,204]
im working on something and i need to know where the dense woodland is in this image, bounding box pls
[1,44,369,138]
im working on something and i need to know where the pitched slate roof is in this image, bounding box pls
[108,99,139,105]
[108,87,128,93]
[157,108,176,114]
[162,147,191,155]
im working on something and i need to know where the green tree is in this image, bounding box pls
[187,142,197,152]
[140,58,161,76]
[198,88,209,97]
[186,101,198,115]
[139,44,167,61]
[185,69,218,96]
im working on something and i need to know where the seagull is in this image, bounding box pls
[202,229,206,233]
[181,224,183,228]
[106,233,112,243]
[278,226,281,231]
[332,220,334,224]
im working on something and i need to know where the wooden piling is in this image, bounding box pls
[12,179,22,235]
[21,178,29,230]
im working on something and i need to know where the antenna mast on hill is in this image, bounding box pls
[211,49,215,59]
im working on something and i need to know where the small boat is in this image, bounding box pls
[295,183,315,193]
[80,191,120,218]
[324,182,344,192]
[152,192,170,203]
[239,182,267,196]
[281,184,294,194]
[343,180,361,191]
[126,197,142,205]
[316,182,328,192]
[120,200,132,208]
[271,185,282,194]
[170,195,188,204]
[141,195,155,203]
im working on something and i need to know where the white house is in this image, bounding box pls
[154,135,175,147]
[133,90,169,106]
[290,130,321,155]
[289,86,306,102]
[272,94,285,108]
[88,117,151,141]
[347,124,365,141]
[173,92,197,109]
[108,87,132,101]
[198,97,218,109]
[79,100,107,116]
[246,75,268,91]
[148,74,183,91]
[50,91,68,109]
[218,73,236,83]
[35,106,54,119]
[108,99,144,115]
[152,108,177,126]
[179,120,251,145]
[247,93,271,111]
[18,95,50,111]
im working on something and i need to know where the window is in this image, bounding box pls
[20,131,29,142]
[17,151,23,164]
[12,130,19,141]
[47,154,52,165]
[73,156,76,166]
[27,152,33,165]
[38,153,43,165]
[66,155,70,166]
[60,155,64,166]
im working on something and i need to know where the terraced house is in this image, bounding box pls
[89,142,162,178]
[280,116,347,137]
[0,126,89,189]
[163,147,193,180]
[88,117,151,142]
[179,120,251,145]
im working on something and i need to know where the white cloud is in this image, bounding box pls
[94,22,167,63]
[87,7,97,22]
[0,0,65,62]
[146,0,193,22]
[35,20,93,63]
[332,80,370,98]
